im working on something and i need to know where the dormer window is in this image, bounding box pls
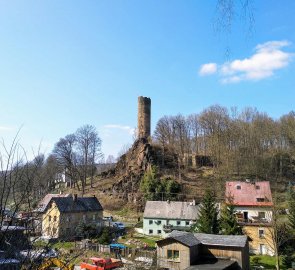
[257,198,265,202]
[236,185,241,190]
[256,185,260,190]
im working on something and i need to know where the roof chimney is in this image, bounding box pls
[73,194,78,202]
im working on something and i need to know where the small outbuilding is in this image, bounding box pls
[157,231,249,270]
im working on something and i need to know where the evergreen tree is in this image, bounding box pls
[140,166,161,200]
[140,167,181,200]
[193,189,219,234]
[220,203,242,235]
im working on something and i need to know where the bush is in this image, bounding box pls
[252,256,261,265]
[97,228,112,245]
[75,222,98,239]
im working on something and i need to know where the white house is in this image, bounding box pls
[143,200,200,237]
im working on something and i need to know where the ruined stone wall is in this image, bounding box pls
[138,96,151,138]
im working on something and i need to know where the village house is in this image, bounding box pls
[34,193,71,235]
[143,201,200,237]
[157,230,249,270]
[40,194,103,239]
[226,181,275,256]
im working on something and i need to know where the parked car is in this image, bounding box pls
[103,216,113,222]
[112,222,125,230]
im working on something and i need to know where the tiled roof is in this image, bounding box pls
[225,181,273,206]
[157,231,247,248]
[158,231,200,247]
[194,233,248,248]
[49,196,103,213]
[144,201,200,220]
[36,193,71,213]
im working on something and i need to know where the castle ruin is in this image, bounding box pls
[137,96,151,138]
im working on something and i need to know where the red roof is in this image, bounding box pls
[225,181,273,206]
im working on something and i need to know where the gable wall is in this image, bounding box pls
[157,241,193,270]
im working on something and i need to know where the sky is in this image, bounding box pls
[0,0,295,163]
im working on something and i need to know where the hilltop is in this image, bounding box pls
[57,137,288,216]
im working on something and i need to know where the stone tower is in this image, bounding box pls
[138,96,151,138]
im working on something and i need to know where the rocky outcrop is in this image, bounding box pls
[111,138,154,198]
[100,137,178,202]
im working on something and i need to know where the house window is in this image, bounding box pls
[258,212,266,219]
[149,220,153,225]
[149,229,153,234]
[236,185,241,190]
[167,250,180,259]
[185,221,190,226]
[93,214,96,221]
[53,216,57,222]
[177,221,181,226]
[157,220,162,224]
[257,198,265,202]
[256,185,260,190]
[48,215,51,222]
[258,229,265,238]
[157,230,161,234]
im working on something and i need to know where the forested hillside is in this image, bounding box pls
[153,105,295,183]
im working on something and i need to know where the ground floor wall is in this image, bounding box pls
[243,225,275,256]
[200,245,249,270]
[143,218,191,237]
[157,241,193,270]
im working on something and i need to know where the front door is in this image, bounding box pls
[260,244,266,255]
[243,211,248,222]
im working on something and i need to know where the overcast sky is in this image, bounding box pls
[0,1,295,162]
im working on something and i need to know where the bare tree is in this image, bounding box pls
[53,125,102,193]
[53,134,80,190]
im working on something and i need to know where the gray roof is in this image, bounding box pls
[144,201,200,220]
[46,196,103,213]
[194,233,248,248]
[35,193,71,213]
[157,231,247,248]
[168,231,200,247]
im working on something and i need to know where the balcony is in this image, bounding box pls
[237,216,271,225]
[163,224,191,233]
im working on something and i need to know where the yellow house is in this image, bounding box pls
[41,194,103,239]
[243,224,275,256]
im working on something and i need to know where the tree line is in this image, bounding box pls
[153,105,295,182]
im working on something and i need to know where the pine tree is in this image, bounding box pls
[220,203,242,235]
[193,189,219,234]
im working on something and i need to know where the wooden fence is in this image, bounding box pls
[74,241,155,260]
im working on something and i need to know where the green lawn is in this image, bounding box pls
[250,255,287,269]
[118,233,160,248]
[51,241,75,250]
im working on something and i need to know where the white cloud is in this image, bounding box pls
[199,63,217,76]
[199,40,293,83]
[104,124,135,136]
